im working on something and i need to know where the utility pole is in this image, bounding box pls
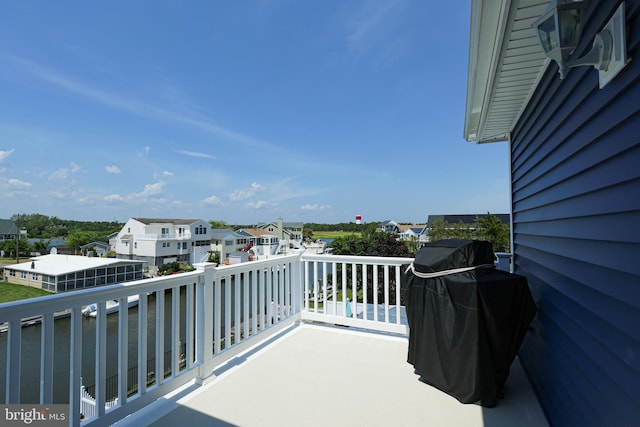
[15,217,19,264]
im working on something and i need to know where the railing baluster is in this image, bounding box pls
[363,263,368,321]
[234,273,241,344]
[384,265,390,323]
[395,265,401,325]
[214,276,222,354]
[172,286,180,376]
[278,264,284,319]
[373,264,379,322]
[6,319,21,403]
[313,262,318,313]
[304,261,309,311]
[138,293,148,395]
[285,261,292,316]
[243,272,250,340]
[351,263,357,318]
[40,312,54,403]
[266,268,273,326]
[118,296,128,406]
[225,275,231,348]
[69,307,82,427]
[186,283,194,370]
[155,290,165,386]
[341,262,347,316]
[251,269,258,334]
[96,301,107,418]
[258,269,265,330]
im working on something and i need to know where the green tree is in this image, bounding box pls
[474,213,510,252]
[209,220,231,230]
[328,231,409,305]
[66,230,99,254]
[427,218,448,242]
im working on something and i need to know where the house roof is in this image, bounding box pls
[80,241,110,250]
[210,229,243,240]
[133,218,202,225]
[464,0,550,144]
[238,228,277,238]
[426,214,510,226]
[4,254,143,276]
[398,225,425,232]
[0,219,18,235]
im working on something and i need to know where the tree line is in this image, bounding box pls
[2,214,123,258]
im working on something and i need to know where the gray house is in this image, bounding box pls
[465,1,639,425]
[0,219,18,243]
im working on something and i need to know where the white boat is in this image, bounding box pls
[82,295,139,317]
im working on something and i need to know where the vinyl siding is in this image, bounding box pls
[510,1,640,426]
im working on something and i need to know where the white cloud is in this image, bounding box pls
[138,146,151,158]
[0,149,14,163]
[301,203,330,210]
[230,182,266,201]
[105,165,121,174]
[247,200,267,209]
[49,162,81,181]
[8,178,31,189]
[104,194,125,202]
[176,150,216,159]
[154,170,174,179]
[203,195,223,205]
[132,181,166,198]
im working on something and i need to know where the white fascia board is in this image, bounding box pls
[464,0,511,143]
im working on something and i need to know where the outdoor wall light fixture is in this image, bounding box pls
[533,0,629,88]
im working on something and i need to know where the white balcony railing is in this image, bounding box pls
[0,253,412,427]
[135,233,192,240]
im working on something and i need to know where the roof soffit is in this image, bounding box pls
[464,0,551,144]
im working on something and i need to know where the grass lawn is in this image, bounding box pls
[0,282,53,303]
[0,257,29,264]
[312,231,361,239]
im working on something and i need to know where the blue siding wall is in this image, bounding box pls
[511,1,640,426]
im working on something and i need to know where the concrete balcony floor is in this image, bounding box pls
[116,323,548,427]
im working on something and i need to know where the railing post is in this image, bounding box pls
[196,263,214,383]
[69,307,82,427]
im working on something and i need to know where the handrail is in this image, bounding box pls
[1,253,412,426]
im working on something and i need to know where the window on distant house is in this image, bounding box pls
[182,242,187,249]
[21,272,26,279]
[162,228,169,235]
[32,273,38,281]
[134,242,137,248]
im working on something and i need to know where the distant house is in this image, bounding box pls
[115,218,212,269]
[237,228,281,258]
[2,254,143,293]
[210,229,249,264]
[0,219,18,243]
[80,241,110,257]
[397,225,425,241]
[255,218,304,246]
[377,220,400,234]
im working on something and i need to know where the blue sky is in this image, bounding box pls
[0,1,509,225]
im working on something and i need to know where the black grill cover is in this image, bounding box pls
[401,239,536,407]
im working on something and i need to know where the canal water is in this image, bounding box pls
[0,289,187,404]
